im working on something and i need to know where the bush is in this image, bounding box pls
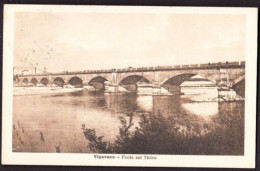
[82,111,244,155]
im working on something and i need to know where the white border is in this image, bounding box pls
[2,5,258,168]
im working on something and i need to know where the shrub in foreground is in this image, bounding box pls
[82,111,244,155]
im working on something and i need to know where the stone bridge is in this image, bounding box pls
[14,61,245,96]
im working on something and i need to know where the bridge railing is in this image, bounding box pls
[16,61,245,77]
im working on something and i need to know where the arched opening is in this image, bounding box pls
[119,75,150,92]
[180,75,216,87]
[30,78,38,85]
[162,74,196,87]
[232,79,245,97]
[40,78,49,86]
[53,77,65,87]
[22,78,28,84]
[13,75,20,84]
[88,76,108,90]
[13,75,19,81]
[162,74,216,95]
[68,76,83,88]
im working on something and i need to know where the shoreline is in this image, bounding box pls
[13,87,83,96]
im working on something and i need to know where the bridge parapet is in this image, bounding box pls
[16,61,245,77]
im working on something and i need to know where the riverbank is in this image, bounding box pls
[13,87,83,96]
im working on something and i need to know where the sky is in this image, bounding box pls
[14,12,246,73]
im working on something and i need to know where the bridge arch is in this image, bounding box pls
[161,74,217,94]
[232,75,245,97]
[119,75,151,92]
[53,77,65,87]
[40,78,49,86]
[161,73,216,87]
[14,75,19,82]
[22,78,29,84]
[88,76,108,90]
[30,78,38,85]
[232,75,245,87]
[119,75,151,85]
[68,76,83,87]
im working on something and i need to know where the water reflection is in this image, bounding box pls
[152,95,181,116]
[181,87,218,102]
[182,102,218,117]
[136,96,153,112]
[12,89,244,153]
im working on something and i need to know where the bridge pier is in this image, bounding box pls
[218,88,243,101]
[103,82,182,95]
[82,81,89,87]
[160,85,181,95]
[46,83,53,87]
[104,84,128,93]
[151,86,162,95]
[63,81,70,88]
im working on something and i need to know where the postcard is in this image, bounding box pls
[2,5,257,168]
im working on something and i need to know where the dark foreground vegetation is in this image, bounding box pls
[82,110,244,155]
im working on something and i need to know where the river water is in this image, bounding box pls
[12,88,244,153]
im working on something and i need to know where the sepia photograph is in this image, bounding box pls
[2,5,257,168]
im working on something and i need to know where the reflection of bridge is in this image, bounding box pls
[14,61,245,96]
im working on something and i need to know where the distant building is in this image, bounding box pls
[13,66,47,75]
[13,66,36,75]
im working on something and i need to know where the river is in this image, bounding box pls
[12,87,244,153]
